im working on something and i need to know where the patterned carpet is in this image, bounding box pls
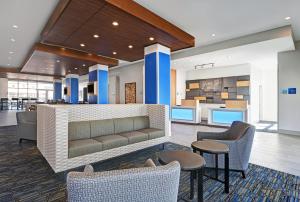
[0,126,299,202]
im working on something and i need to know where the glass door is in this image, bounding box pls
[38,90,47,102]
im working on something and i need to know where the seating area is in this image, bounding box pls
[68,116,164,158]
[1,0,300,201]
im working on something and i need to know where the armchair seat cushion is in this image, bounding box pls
[118,131,148,144]
[93,135,128,150]
[138,128,164,139]
[69,139,103,158]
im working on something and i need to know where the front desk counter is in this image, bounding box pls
[171,105,201,124]
[207,107,248,126]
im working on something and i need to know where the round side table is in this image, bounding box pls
[191,140,230,193]
[158,150,205,202]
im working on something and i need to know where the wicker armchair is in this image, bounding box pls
[67,161,181,202]
[197,121,255,178]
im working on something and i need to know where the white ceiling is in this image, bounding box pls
[135,0,300,46]
[0,0,59,68]
[1,0,299,71]
[172,37,293,71]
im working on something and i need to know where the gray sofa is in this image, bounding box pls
[16,111,37,143]
[69,116,164,158]
[197,121,255,178]
[67,161,180,202]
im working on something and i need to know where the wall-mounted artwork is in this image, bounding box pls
[186,75,250,104]
[125,82,136,104]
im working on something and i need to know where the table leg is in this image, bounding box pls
[190,171,195,199]
[215,154,218,179]
[198,168,204,202]
[224,153,229,193]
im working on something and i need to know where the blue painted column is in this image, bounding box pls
[53,79,62,101]
[88,64,109,104]
[144,44,171,106]
[65,74,79,104]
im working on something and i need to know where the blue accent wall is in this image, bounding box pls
[53,82,62,101]
[88,68,108,104]
[145,52,157,104]
[70,78,79,104]
[65,77,78,104]
[65,78,71,103]
[159,52,170,106]
[88,70,97,104]
[98,70,108,104]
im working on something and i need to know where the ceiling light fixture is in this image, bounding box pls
[285,16,291,20]
[7,64,10,66]
[80,43,85,47]
[93,34,99,38]
[194,63,214,70]
[112,21,119,26]
[128,45,133,49]
[12,25,18,29]
[75,67,78,70]
[10,38,16,42]
[9,51,14,54]
[56,60,60,63]
[113,51,117,55]
[212,34,216,37]
[149,37,155,41]
[82,64,86,67]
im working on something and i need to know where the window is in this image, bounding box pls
[7,80,54,101]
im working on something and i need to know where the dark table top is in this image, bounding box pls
[191,140,229,154]
[158,150,205,171]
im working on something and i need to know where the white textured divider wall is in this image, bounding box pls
[37,104,170,172]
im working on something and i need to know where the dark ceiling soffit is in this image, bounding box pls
[0,67,63,79]
[41,0,72,39]
[105,0,195,46]
[33,43,118,66]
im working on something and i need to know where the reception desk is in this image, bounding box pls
[171,100,201,123]
[208,107,248,126]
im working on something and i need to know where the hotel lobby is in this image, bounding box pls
[1,0,300,201]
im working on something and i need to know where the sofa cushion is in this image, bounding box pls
[93,135,128,150]
[114,118,134,133]
[138,128,164,139]
[69,139,102,158]
[69,121,91,141]
[90,119,114,138]
[118,131,148,144]
[133,116,150,130]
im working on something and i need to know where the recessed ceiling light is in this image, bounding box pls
[10,38,16,42]
[212,34,216,37]
[7,64,10,66]
[112,21,119,26]
[113,51,117,55]
[80,43,85,47]
[285,16,291,20]
[82,64,86,67]
[75,67,78,70]
[12,25,18,29]
[93,34,99,38]
[9,51,14,54]
[56,60,60,63]
[128,45,133,49]
[149,37,155,41]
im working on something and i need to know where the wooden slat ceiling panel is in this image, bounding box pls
[43,0,105,44]
[22,51,97,76]
[41,0,195,62]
